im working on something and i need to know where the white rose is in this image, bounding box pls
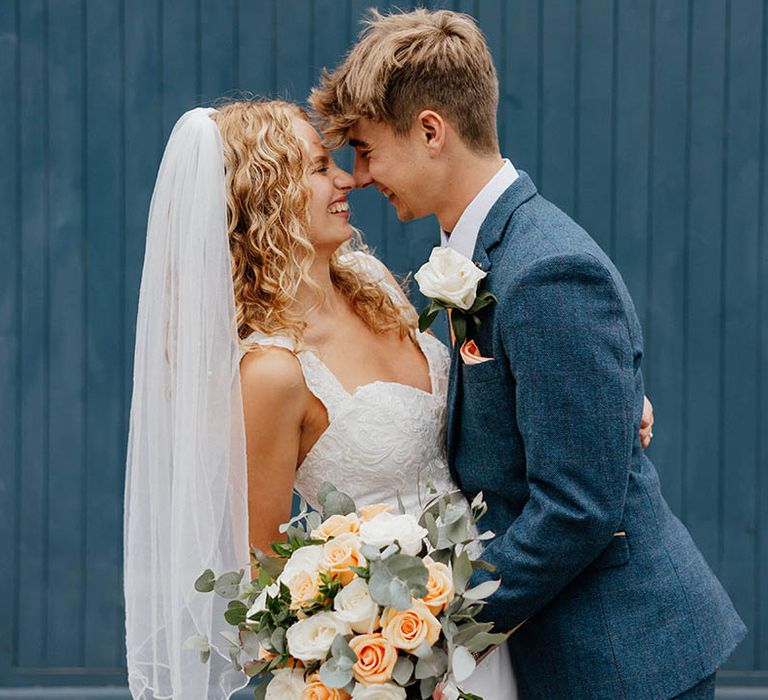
[265,668,306,700]
[279,544,324,584]
[333,578,380,634]
[351,682,407,699]
[285,611,351,661]
[414,247,487,311]
[359,512,428,557]
[247,582,279,617]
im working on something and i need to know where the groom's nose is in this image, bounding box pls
[353,153,373,188]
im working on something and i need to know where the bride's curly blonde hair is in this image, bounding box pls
[211,99,415,348]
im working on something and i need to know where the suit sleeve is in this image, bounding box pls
[472,253,636,632]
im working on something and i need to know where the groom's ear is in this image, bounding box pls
[416,110,446,156]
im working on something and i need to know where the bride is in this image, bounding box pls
[124,100,651,699]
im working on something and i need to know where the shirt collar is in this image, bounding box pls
[440,159,519,259]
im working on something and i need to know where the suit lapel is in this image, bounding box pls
[444,172,538,471]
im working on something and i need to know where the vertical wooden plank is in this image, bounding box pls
[16,0,48,668]
[45,0,86,666]
[502,0,539,178]
[645,0,689,516]
[759,1,768,670]
[124,0,162,449]
[347,0,389,263]
[161,0,200,137]
[576,0,613,252]
[238,0,275,96]
[275,0,313,105]
[612,0,652,320]
[0,0,20,680]
[720,0,763,670]
[683,0,726,571]
[759,5,768,666]
[539,0,576,216]
[84,0,125,668]
[200,0,236,102]
[475,0,504,148]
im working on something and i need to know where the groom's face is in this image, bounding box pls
[348,118,431,222]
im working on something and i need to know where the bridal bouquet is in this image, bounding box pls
[187,483,508,700]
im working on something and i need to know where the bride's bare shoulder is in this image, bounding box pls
[240,345,306,402]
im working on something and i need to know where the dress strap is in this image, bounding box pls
[240,332,349,420]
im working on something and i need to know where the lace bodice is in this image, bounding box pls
[240,253,456,517]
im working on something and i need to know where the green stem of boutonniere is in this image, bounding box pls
[418,290,497,347]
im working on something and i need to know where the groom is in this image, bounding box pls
[311,8,746,700]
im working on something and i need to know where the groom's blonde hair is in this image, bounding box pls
[310,8,499,154]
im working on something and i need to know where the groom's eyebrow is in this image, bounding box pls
[348,138,369,149]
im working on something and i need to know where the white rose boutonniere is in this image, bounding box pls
[414,247,496,346]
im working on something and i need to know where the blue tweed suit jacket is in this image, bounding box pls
[447,172,746,699]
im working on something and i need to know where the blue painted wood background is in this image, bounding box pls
[1,0,766,694]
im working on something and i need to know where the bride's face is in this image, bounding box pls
[292,116,355,251]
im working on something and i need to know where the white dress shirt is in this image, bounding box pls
[440,159,519,259]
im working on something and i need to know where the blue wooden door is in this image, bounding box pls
[1,0,766,695]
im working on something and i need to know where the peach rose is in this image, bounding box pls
[286,570,321,610]
[348,633,398,686]
[320,533,364,585]
[300,672,350,700]
[422,557,455,615]
[358,503,393,522]
[381,600,441,651]
[312,513,361,540]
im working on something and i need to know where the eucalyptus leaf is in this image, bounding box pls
[423,511,439,548]
[471,559,497,573]
[360,544,381,561]
[451,646,476,683]
[463,579,501,600]
[224,604,247,626]
[470,491,485,511]
[452,621,494,648]
[392,656,414,685]
[420,677,439,699]
[465,631,510,653]
[194,569,216,593]
[415,646,447,679]
[330,633,358,662]
[453,551,473,593]
[214,570,244,599]
[183,634,210,652]
[219,630,241,647]
[317,482,336,506]
[240,630,262,658]
[270,627,286,654]
[323,490,356,518]
[243,659,268,677]
[320,657,354,689]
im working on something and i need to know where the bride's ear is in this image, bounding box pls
[416,110,446,156]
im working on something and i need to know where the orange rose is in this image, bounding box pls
[312,513,361,540]
[301,672,350,700]
[381,600,441,651]
[286,570,321,610]
[321,533,364,585]
[348,633,398,685]
[358,503,393,522]
[422,557,455,615]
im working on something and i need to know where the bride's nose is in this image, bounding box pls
[333,167,355,192]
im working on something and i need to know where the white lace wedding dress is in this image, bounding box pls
[242,255,517,699]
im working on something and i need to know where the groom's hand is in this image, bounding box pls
[640,395,654,449]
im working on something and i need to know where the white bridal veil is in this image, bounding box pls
[124,108,250,698]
